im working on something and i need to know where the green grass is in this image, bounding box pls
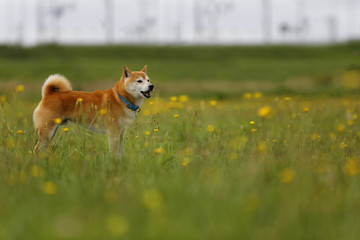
[1,44,360,239]
[1,92,360,239]
[0,44,360,96]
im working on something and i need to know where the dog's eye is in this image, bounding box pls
[137,80,143,83]
[147,79,150,82]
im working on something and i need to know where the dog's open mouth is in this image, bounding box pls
[141,90,151,98]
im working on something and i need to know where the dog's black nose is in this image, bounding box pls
[149,85,154,91]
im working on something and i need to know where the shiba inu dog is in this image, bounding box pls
[33,65,154,156]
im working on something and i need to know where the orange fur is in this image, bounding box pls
[33,65,153,156]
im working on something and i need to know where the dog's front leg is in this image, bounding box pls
[118,130,125,157]
[107,128,125,158]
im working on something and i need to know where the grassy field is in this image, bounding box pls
[0,43,360,97]
[1,89,360,239]
[1,44,360,239]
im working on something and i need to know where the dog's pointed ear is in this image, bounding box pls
[141,65,148,74]
[123,65,131,78]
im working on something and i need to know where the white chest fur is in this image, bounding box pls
[120,108,136,128]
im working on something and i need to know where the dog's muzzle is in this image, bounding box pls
[141,85,154,98]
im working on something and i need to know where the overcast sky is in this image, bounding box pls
[0,0,359,45]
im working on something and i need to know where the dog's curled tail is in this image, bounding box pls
[41,74,72,98]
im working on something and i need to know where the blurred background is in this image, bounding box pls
[1,0,360,46]
[0,0,360,97]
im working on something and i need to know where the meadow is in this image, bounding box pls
[1,44,360,239]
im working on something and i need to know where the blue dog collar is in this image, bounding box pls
[117,92,140,112]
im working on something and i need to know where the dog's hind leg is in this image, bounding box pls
[34,122,58,153]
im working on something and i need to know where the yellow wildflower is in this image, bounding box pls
[182,157,191,167]
[303,107,310,113]
[142,189,163,210]
[63,128,69,132]
[77,98,83,102]
[145,131,151,136]
[251,128,257,133]
[98,109,107,115]
[173,114,179,118]
[17,130,24,134]
[210,100,217,107]
[43,181,57,195]
[347,120,354,126]
[329,132,336,141]
[280,168,295,183]
[250,121,255,125]
[207,124,215,133]
[337,124,345,132]
[311,133,320,141]
[54,118,62,124]
[257,141,267,152]
[31,165,41,178]
[154,128,159,132]
[284,97,291,101]
[170,96,178,102]
[253,92,263,98]
[15,85,24,92]
[345,158,359,176]
[339,142,348,150]
[0,95,6,102]
[243,93,252,99]
[179,95,189,103]
[155,147,165,154]
[257,106,273,119]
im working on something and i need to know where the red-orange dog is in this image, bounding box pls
[33,65,154,156]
